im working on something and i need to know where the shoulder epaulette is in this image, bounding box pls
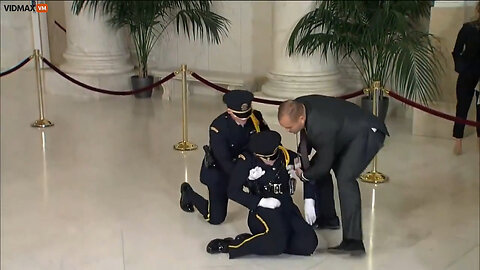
[238,154,246,160]
[210,126,219,133]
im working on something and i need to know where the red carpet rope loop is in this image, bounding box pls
[388,91,479,127]
[42,57,176,96]
[190,72,363,106]
[0,56,33,77]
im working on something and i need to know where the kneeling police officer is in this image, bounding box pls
[179,90,269,225]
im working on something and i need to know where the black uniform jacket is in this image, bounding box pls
[452,22,480,74]
[228,149,297,211]
[200,110,269,185]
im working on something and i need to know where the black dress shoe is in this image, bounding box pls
[234,233,252,243]
[206,237,233,254]
[313,216,340,230]
[327,239,365,256]
[180,182,194,213]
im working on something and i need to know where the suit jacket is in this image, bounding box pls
[452,22,480,74]
[296,95,389,183]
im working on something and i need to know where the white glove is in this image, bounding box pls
[248,166,265,181]
[258,197,281,209]
[286,165,297,179]
[304,198,316,225]
[294,157,302,170]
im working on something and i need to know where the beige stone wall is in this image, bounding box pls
[46,1,66,66]
[0,1,34,69]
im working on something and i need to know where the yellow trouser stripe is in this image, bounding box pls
[250,114,260,133]
[205,200,210,222]
[228,214,269,249]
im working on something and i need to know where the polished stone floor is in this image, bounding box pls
[1,70,479,270]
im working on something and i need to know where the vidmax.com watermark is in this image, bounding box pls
[3,2,48,13]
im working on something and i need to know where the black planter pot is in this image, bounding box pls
[131,75,154,99]
[361,96,389,122]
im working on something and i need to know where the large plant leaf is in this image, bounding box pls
[288,0,441,104]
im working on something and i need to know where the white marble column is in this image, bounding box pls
[261,1,342,99]
[61,2,133,74]
[45,2,134,99]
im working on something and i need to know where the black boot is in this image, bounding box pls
[206,237,233,254]
[233,233,252,243]
[327,239,365,256]
[313,216,340,230]
[180,182,194,212]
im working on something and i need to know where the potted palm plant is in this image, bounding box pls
[288,0,443,120]
[72,1,230,98]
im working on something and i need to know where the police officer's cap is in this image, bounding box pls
[248,130,281,157]
[223,90,254,119]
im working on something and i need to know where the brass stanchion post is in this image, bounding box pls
[174,64,197,151]
[360,81,388,183]
[31,49,53,128]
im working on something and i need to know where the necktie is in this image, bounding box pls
[297,128,310,170]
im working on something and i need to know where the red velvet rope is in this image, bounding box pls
[389,91,479,127]
[42,57,176,96]
[336,90,364,100]
[0,56,32,77]
[190,72,363,105]
[192,71,478,127]
[54,20,66,33]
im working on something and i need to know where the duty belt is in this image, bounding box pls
[263,183,290,195]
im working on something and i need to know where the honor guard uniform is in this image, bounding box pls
[206,131,318,258]
[179,90,269,224]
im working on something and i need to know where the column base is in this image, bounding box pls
[61,53,133,75]
[261,71,343,99]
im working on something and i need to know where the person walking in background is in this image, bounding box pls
[452,1,480,155]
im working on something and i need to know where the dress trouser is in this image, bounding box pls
[312,173,338,220]
[331,128,386,240]
[186,178,229,225]
[228,203,318,259]
[453,71,480,138]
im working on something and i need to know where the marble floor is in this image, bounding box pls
[1,70,479,270]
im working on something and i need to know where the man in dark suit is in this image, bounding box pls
[278,95,389,255]
[180,90,269,225]
[451,9,480,154]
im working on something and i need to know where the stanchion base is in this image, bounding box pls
[359,171,388,184]
[31,119,54,128]
[174,141,198,151]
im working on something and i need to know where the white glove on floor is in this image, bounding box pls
[258,197,281,209]
[304,198,316,225]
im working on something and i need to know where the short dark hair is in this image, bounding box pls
[278,100,304,121]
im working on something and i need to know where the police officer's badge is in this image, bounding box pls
[241,103,249,111]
